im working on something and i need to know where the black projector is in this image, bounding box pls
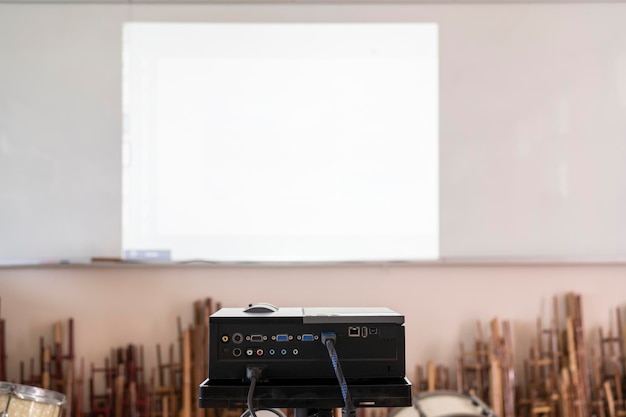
[209,305,406,381]
[199,304,412,409]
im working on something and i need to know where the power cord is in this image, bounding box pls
[321,332,357,417]
[243,366,287,417]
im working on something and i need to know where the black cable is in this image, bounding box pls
[244,367,287,417]
[321,333,356,417]
[247,372,259,417]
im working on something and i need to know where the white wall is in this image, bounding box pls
[1,264,626,388]
[3,2,626,261]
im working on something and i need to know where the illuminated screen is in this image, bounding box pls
[122,22,438,262]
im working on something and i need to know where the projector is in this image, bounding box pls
[199,304,412,410]
[208,304,406,381]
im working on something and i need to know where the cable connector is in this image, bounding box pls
[245,366,264,417]
[246,366,264,381]
[321,332,336,345]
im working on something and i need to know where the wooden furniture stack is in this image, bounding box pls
[520,315,560,417]
[90,356,114,417]
[150,334,182,417]
[89,344,149,417]
[593,307,626,417]
[457,322,490,400]
[412,292,615,417]
[414,361,450,393]
[17,318,81,417]
[90,298,224,417]
[20,337,44,386]
[488,318,516,417]
[532,292,590,417]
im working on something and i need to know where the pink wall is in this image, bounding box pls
[1,264,625,387]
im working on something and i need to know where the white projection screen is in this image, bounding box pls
[122,22,439,263]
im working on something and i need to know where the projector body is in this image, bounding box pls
[200,305,412,409]
[209,306,406,381]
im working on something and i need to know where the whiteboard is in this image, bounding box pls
[1,2,626,262]
[122,22,438,263]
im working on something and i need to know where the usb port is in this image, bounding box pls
[301,334,315,341]
[276,334,289,342]
[348,326,360,337]
[250,334,263,342]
